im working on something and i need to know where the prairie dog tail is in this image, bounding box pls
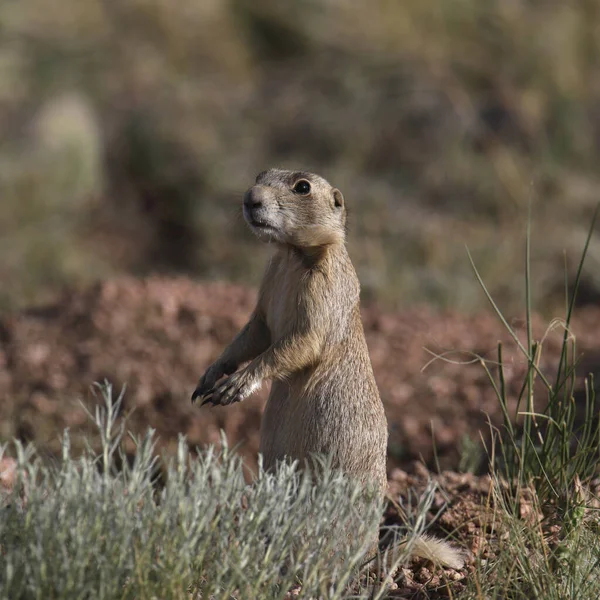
[400,534,465,570]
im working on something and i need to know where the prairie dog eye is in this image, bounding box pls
[293,180,311,195]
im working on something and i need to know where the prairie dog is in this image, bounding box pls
[192,169,463,569]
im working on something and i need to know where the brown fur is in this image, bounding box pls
[192,168,387,494]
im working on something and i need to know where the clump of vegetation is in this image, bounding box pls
[460,207,600,598]
[466,478,600,600]
[470,205,600,498]
[1,382,420,599]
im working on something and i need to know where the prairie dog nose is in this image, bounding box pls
[243,187,264,209]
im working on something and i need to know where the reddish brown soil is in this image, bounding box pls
[1,276,598,474]
[381,467,495,598]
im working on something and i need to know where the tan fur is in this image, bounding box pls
[192,169,463,569]
[400,535,465,570]
[192,168,387,492]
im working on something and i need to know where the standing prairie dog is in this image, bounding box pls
[192,169,387,492]
[192,169,464,569]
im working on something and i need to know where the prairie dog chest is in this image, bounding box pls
[262,252,306,340]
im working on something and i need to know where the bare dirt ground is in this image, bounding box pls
[1,275,599,597]
[1,276,598,471]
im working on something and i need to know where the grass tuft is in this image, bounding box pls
[468,204,600,508]
[0,382,392,599]
[457,204,600,598]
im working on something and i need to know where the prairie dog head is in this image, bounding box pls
[243,169,346,247]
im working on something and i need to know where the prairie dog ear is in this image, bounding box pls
[332,188,344,209]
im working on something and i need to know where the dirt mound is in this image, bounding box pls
[1,276,599,471]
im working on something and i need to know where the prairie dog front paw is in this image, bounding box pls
[191,360,233,403]
[200,369,262,406]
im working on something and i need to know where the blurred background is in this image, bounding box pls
[3,0,600,471]
[3,0,600,316]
